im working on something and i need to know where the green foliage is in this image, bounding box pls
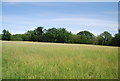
[1,27,119,46]
[25,30,36,41]
[0,34,2,40]
[79,35,88,44]
[96,35,104,45]
[43,28,72,43]
[21,34,30,41]
[118,28,120,34]
[34,27,43,35]
[111,34,120,46]
[11,34,22,41]
[77,31,95,44]
[2,29,11,40]
[21,27,44,42]
[56,28,72,43]
[97,31,112,45]
[34,27,44,42]
[69,35,81,43]
[43,28,58,42]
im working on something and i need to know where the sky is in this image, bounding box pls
[2,0,120,2]
[1,2,118,36]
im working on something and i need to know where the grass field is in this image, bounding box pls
[2,41,118,79]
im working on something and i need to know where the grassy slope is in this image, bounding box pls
[2,41,118,79]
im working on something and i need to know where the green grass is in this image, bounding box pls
[2,41,118,79]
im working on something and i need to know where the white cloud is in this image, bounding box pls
[2,15,118,35]
[104,11,118,15]
[50,18,118,28]
[3,15,118,27]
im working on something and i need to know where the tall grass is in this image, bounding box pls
[2,41,118,79]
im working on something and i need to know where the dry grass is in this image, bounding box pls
[2,41,118,79]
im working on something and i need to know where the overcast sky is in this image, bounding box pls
[1,2,118,36]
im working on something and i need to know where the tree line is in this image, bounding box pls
[0,26,120,46]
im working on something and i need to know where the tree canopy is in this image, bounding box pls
[2,29,11,40]
[1,27,119,46]
[97,31,112,45]
[77,31,95,44]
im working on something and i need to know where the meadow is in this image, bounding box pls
[2,41,118,79]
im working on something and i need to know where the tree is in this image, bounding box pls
[92,36,98,45]
[77,31,95,44]
[69,34,81,43]
[80,35,88,44]
[97,31,112,45]
[43,28,72,43]
[34,27,43,35]
[56,28,72,43]
[11,34,22,41]
[25,30,37,41]
[96,35,104,45]
[21,34,30,41]
[101,31,112,45]
[22,27,44,42]
[34,27,44,42]
[43,28,58,42]
[0,34,2,40]
[2,27,119,46]
[111,34,120,46]
[2,29,11,40]
[118,28,120,34]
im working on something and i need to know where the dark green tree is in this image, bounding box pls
[2,29,11,40]
[34,27,44,42]
[2,27,119,46]
[69,34,81,43]
[56,28,72,43]
[0,34,2,40]
[11,34,22,41]
[43,28,58,42]
[111,34,120,46]
[100,31,112,45]
[21,34,30,41]
[118,28,120,34]
[77,31,95,44]
[97,31,112,45]
[96,35,104,45]
[26,30,37,41]
[34,27,43,35]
